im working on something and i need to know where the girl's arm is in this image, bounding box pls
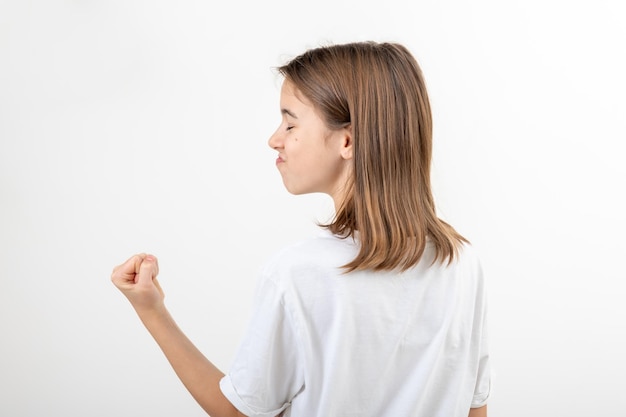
[111,254,245,417]
[469,405,487,417]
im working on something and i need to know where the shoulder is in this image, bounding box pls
[453,241,489,294]
[416,240,486,291]
[259,230,357,281]
[456,241,484,270]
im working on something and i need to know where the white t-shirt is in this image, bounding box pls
[220,230,490,417]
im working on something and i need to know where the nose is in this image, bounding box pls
[268,126,283,150]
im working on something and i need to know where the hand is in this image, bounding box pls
[111,253,165,313]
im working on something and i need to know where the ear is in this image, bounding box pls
[339,125,353,160]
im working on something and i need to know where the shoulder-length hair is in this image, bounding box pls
[278,41,467,272]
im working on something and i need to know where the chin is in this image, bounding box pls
[283,183,312,196]
[286,188,307,196]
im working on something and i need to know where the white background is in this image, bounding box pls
[1,0,625,416]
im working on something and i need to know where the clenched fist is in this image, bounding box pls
[111,253,164,313]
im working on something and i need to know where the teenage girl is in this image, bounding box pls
[112,41,491,417]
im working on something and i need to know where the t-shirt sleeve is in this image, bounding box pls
[470,320,490,407]
[220,271,304,417]
[470,258,491,408]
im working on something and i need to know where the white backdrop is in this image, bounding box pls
[1,1,625,416]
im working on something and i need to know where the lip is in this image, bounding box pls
[275,156,285,164]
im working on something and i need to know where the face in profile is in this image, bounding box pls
[268,80,352,203]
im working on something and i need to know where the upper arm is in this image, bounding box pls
[219,275,303,416]
[468,405,487,417]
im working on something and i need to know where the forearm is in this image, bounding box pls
[136,306,242,417]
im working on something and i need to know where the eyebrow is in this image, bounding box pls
[281,108,298,119]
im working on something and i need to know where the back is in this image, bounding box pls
[220,230,490,417]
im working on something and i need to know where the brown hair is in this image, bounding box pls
[278,41,468,272]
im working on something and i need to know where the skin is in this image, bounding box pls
[268,80,353,209]
[469,406,488,417]
[111,80,486,416]
[111,253,245,417]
